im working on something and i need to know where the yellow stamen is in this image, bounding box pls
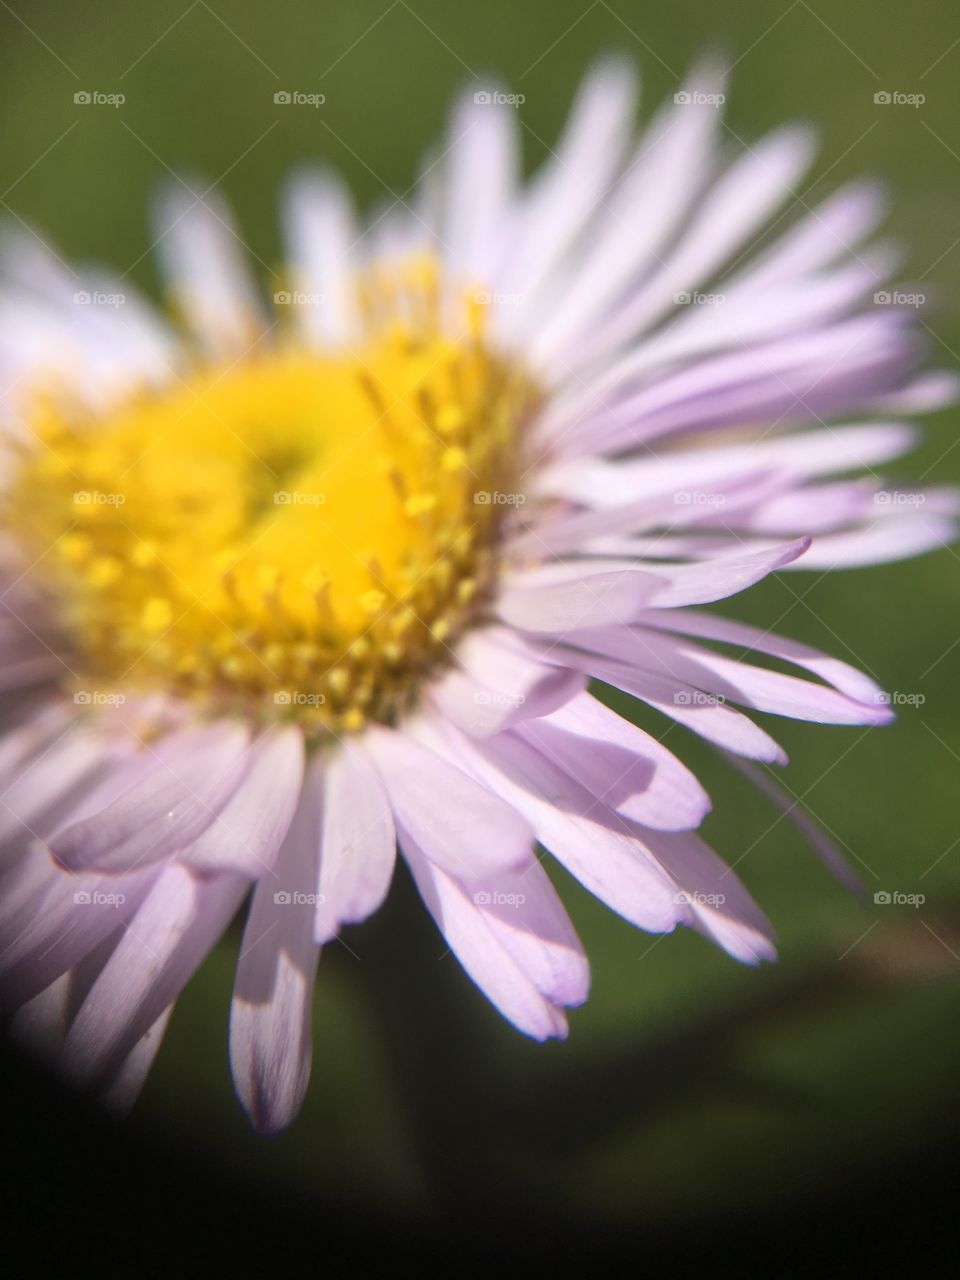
[10,254,539,736]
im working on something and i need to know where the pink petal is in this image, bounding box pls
[546,646,787,764]
[497,565,663,632]
[416,718,683,933]
[59,863,248,1087]
[398,824,570,1040]
[570,625,893,725]
[0,850,156,1005]
[48,721,251,873]
[516,690,711,831]
[639,827,776,964]
[428,626,584,737]
[641,538,811,607]
[178,725,304,876]
[315,743,396,944]
[365,725,535,882]
[230,780,321,1135]
[645,609,887,705]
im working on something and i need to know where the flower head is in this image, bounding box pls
[0,59,955,1132]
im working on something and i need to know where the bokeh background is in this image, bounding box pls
[2,0,959,1268]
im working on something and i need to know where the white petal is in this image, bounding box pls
[153,184,264,358]
[283,168,361,346]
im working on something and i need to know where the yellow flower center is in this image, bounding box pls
[9,258,538,735]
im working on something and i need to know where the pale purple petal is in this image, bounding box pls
[365,725,535,882]
[398,824,569,1040]
[497,564,664,632]
[644,608,887,705]
[566,625,893,725]
[545,646,787,763]
[638,827,776,964]
[178,725,304,876]
[48,721,251,873]
[414,717,684,933]
[515,690,711,831]
[59,863,248,1088]
[315,743,396,944]
[230,777,320,1135]
[428,626,584,736]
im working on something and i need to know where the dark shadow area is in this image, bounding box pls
[2,1033,956,1274]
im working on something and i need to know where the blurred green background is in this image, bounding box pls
[2,0,959,1245]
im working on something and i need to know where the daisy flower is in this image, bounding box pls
[0,59,955,1133]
